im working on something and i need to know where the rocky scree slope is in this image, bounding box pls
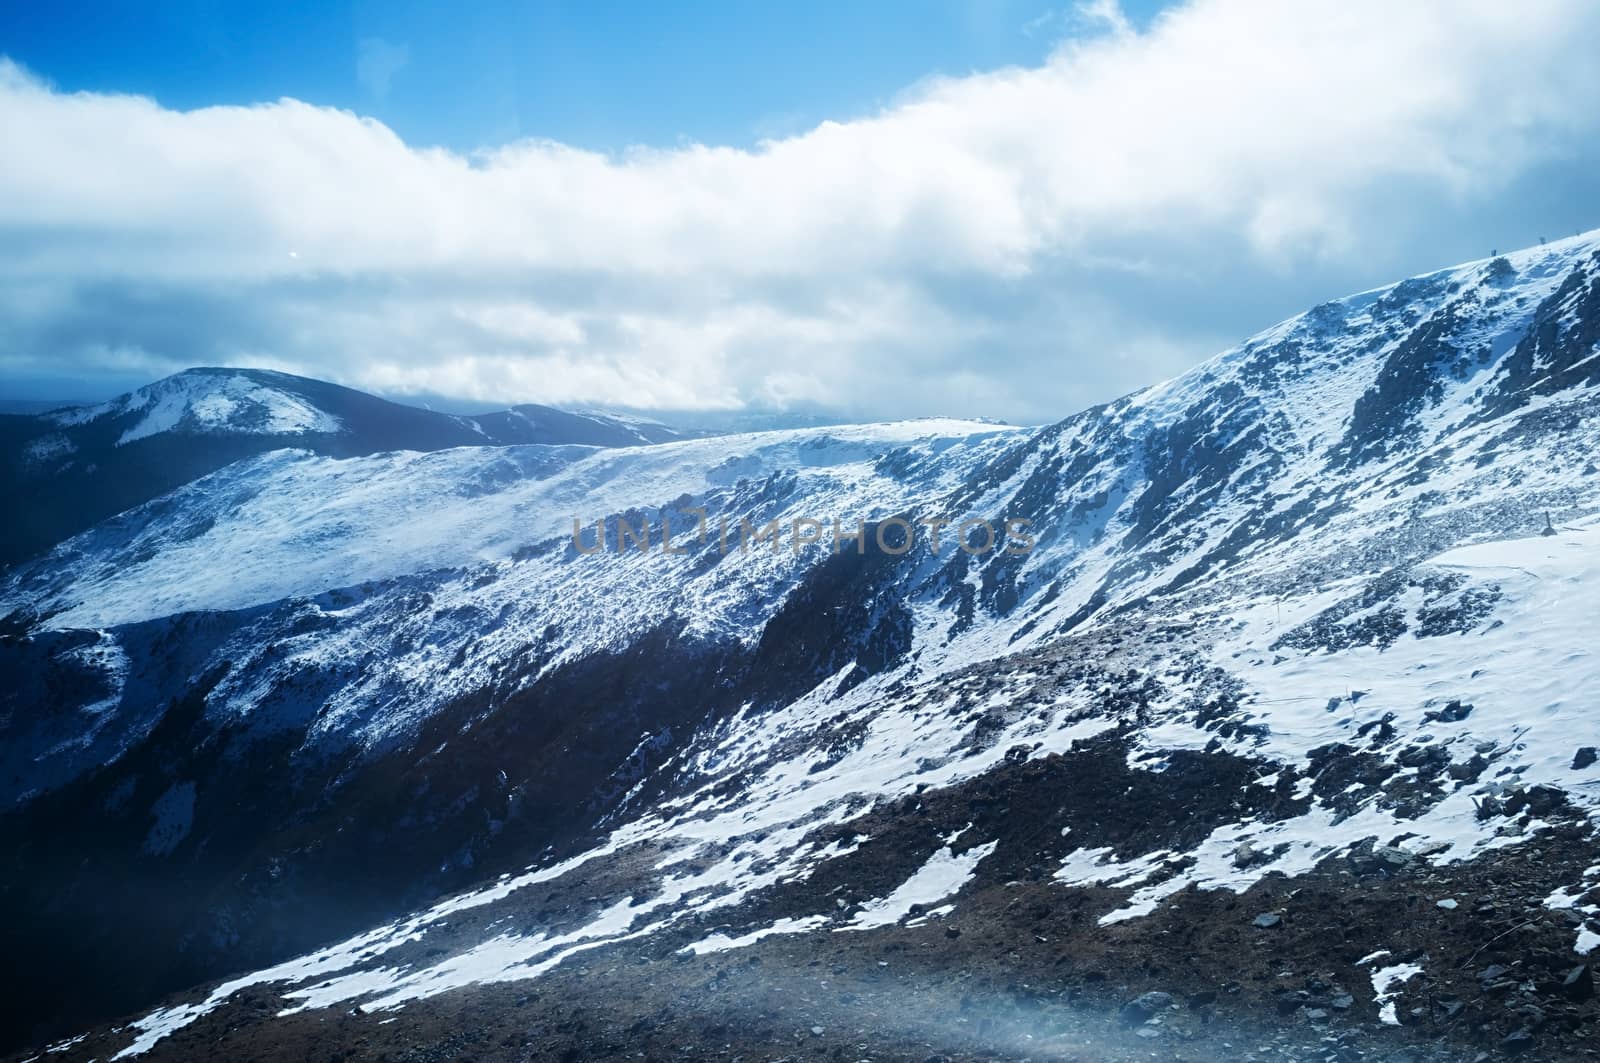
[5,232,1600,1059]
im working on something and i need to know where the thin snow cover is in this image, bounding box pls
[38,234,1600,1055]
[680,916,831,956]
[1055,847,1182,923]
[116,375,342,443]
[21,432,75,466]
[1545,863,1600,955]
[1052,520,1600,923]
[1054,846,1121,884]
[112,848,611,1057]
[840,839,998,931]
[0,629,134,808]
[102,641,1110,1055]
[3,418,1020,633]
[48,369,344,444]
[1369,962,1424,1026]
[269,826,874,1017]
[92,523,1600,1053]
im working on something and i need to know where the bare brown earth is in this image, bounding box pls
[20,738,1598,1063]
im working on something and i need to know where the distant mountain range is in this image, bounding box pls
[0,368,688,569]
[0,399,95,416]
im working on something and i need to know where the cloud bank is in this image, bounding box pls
[3,0,1599,420]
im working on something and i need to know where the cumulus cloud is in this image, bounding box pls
[2,0,1598,420]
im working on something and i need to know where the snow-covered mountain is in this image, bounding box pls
[5,233,1600,1061]
[0,367,685,569]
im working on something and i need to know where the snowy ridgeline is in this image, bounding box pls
[102,514,1600,1057]
[48,369,346,445]
[5,232,1600,1056]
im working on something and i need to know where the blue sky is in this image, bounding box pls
[0,0,1169,152]
[1,1,1598,420]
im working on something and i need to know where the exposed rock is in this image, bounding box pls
[1423,700,1473,723]
[1499,1028,1536,1054]
[1119,991,1175,1025]
[12,236,1600,1063]
[1365,846,1418,876]
[1560,965,1593,1002]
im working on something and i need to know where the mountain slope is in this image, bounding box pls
[0,367,685,569]
[5,232,1600,1061]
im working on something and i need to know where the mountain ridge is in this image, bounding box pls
[0,366,690,571]
[5,230,1600,1060]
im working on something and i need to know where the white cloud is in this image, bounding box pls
[1,0,1598,421]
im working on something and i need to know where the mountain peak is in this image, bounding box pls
[47,366,345,445]
[0,368,692,571]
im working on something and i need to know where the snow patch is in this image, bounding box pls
[841,840,998,930]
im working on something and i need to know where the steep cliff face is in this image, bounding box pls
[5,233,1600,1060]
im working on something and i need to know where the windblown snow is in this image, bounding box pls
[50,369,344,444]
[9,232,1600,1058]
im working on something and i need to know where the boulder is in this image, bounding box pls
[1119,991,1175,1024]
[1560,964,1593,1001]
